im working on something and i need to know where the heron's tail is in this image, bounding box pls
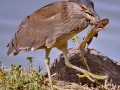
[7,41,18,56]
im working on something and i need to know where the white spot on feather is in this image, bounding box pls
[31,47,34,51]
[9,53,13,56]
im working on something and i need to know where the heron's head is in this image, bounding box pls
[69,0,101,23]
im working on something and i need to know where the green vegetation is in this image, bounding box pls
[0,58,45,90]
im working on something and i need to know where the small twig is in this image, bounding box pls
[71,36,90,72]
[80,53,90,72]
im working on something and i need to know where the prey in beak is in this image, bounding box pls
[80,4,101,24]
[78,18,109,52]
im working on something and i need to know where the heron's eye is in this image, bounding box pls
[80,5,87,12]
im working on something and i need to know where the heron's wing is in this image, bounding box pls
[7,17,56,55]
[7,2,61,55]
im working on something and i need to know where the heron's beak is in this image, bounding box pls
[85,9,101,24]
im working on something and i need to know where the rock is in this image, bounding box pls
[50,48,120,86]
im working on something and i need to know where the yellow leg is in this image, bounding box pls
[45,48,54,90]
[45,57,54,90]
[60,42,107,82]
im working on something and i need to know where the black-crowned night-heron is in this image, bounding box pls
[7,0,107,89]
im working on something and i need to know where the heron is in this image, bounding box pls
[7,0,107,89]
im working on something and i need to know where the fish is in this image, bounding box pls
[78,18,109,52]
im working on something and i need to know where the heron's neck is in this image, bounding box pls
[61,2,89,30]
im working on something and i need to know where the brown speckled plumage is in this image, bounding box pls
[7,1,89,55]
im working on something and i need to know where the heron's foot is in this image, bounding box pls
[65,56,107,83]
[77,70,107,82]
[44,76,54,90]
[47,82,62,90]
[44,80,57,90]
[44,73,62,90]
[77,53,107,82]
[67,62,107,83]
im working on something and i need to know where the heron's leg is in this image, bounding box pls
[60,42,107,82]
[45,48,54,90]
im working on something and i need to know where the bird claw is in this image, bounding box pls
[77,49,107,82]
[76,70,107,82]
[77,72,95,82]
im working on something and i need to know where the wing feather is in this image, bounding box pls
[7,2,61,55]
